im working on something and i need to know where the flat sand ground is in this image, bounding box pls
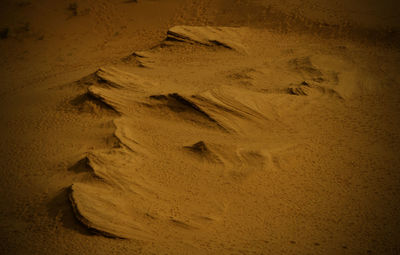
[1,1,400,254]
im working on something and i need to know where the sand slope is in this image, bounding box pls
[66,25,400,253]
[1,0,400,254]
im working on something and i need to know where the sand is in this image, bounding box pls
[1,0,400,254]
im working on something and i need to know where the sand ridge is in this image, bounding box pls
[64,25,400,253]
[1,1,400,254]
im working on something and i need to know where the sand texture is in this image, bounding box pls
[1,0,400,254]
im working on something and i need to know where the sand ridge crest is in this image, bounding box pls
[167,26,247,53]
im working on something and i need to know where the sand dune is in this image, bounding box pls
[1,0,400,254]
[65,25,400,252]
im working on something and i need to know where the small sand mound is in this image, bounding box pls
[288,81,343,99]
[186,141,208,153]
[184,141,221,163]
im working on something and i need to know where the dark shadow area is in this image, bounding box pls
[47,188,93,237]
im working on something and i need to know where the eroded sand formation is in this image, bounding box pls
[1,1,400,254]
[67,26,400,251]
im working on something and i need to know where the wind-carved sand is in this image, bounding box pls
[67,25,399,247]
